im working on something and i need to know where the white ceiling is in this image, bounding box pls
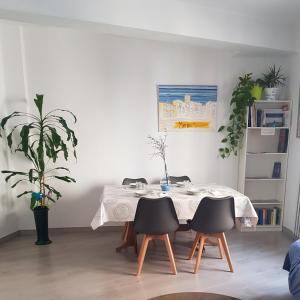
[187,0,300,26]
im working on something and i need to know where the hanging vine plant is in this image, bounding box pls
[218,73,255,158]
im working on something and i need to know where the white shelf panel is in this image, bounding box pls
[245,178,285,181]
[246,152,287,156]
[254,100,290,104]
[248,127,289,130]
[252,201,282,206]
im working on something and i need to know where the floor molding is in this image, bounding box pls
[0,231,20,244]
[282,226,295,240]
[0,226,123,242]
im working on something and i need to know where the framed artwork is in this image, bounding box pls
[157,85,217,131]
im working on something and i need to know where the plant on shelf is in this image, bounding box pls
[259,65,287,100]
[218,73,255,158]
[148,134,169,191]
[0,94,77,245]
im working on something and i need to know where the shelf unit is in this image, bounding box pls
[238,100,292,232]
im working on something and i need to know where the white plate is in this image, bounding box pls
[135,190,148,197]
[187,188,201,195]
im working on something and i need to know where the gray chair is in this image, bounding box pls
[134,197,179,275]
[188,196,235,274]
[169,175,191,184]
[118,178,148,253]
[122,178,148,185]
[169,175,191,240]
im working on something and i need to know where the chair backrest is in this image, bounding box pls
[134,197,179,235]
[169,176,191,184]
[190,196,235,233]
[122,178,148,185]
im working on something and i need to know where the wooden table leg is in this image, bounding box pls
[116,221,137,253]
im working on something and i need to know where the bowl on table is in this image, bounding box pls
[129,183,137,188]
[135,190,149,197]
[187,187,201,195]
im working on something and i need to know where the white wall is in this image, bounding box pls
[6,24,287,229]
[0,0,294,52]
[0,23,27,238]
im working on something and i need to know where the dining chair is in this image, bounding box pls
[122,178,148,185]
[188,196,235,274]
[169,175,191,184]
[134,197,179,275]
[119,178,148,253]
[169,175,192,241]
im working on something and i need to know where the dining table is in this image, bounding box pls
[91,183,258,252]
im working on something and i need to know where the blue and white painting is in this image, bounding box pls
[158,85,217,131]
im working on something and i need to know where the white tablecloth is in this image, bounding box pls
[91,184,258,230]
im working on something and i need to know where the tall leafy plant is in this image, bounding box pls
[0,94,77,209]
[218,74,255,158]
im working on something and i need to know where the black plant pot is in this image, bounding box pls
[33,206,52,245]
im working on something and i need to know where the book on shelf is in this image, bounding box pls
[255,207,281,226]
[272,162,281,178]
[248,104,290,128]
[277,129,288,153]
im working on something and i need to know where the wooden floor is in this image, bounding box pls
[0,229,293,300]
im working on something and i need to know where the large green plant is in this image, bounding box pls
[218,74,255,158]
[0,94,77,209]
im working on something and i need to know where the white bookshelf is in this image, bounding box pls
[238,99,291,232]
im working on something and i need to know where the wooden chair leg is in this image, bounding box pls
[217,237,223,259]
[194,236,206,274]
[122,222,129,241]
[136,235,150,276]
[188,232,201,260]
[163,234,177,275]
[219,232,234,272]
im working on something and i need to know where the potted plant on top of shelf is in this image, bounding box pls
[250,79,264,101]
[259,65,287,100]
[0,94,78,245]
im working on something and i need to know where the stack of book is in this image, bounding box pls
[248,104,289,128]
[278,129,289,153]
[255,207,281,226]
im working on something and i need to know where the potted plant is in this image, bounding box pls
[250,79,264,100]
[259,65,287,100]
[0,94,77,245]
[218,73,255,158]
[148,134,169,191]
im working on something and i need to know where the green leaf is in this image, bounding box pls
[34,94,44,116]
[7,132,13,148]
[60,140,68,160]
[1,171,27,182]
[11,179,28,188]
[1,112,20,129]
[44,183,62,200]
[46,195,56,203]
[218,126,225,132]
[54,176,76,183]
[30,197,37,210]
[48,126,61,148]
[17,191,32,198]
[221,138,228,143]
[20,125,32,155]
